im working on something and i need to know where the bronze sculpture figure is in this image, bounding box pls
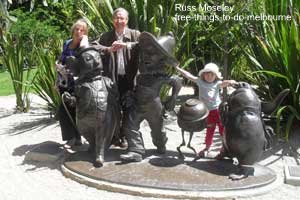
[176,98,209,158]
[120,32,182,162]
[64,47,119,167]
[219,82,289,180]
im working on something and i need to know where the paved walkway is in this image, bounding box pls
[0,90,300,200]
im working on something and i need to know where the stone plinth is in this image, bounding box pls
[62,149,277,199]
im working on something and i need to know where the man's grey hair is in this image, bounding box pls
[113,7,129,19]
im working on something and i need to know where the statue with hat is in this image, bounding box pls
[63,46,119,167]
[120,31,182,162]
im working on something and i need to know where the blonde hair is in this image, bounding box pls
[70,19,88,35]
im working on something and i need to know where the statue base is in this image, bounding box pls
[62,148,278,199]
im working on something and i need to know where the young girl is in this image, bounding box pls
[175,63,236,157]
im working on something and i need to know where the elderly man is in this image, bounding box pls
[93,8,140,147]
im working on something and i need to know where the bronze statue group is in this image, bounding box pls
[55,8,289,180]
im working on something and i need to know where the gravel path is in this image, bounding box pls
[0,91,300,200]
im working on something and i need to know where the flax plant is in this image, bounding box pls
[32,46,61,116]
[2,34,33,112]
[244,0,300,140]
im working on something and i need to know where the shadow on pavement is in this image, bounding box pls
[260,130,300,167]
[5,117,57,136]
[13,141,64,171]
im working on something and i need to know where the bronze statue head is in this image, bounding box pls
[139,31,179,74]
[66,47,103,78]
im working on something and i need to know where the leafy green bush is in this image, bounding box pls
[1,4,68,112]
[9,8,62,54]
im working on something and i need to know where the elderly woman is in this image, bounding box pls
[56,19,89,147]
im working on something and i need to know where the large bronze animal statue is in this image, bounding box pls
[63,47,119,167]
[219,82,289,180]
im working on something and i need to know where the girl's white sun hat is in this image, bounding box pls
[198,63,223,79]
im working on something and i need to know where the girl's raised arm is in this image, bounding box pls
[175,65,198,83]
